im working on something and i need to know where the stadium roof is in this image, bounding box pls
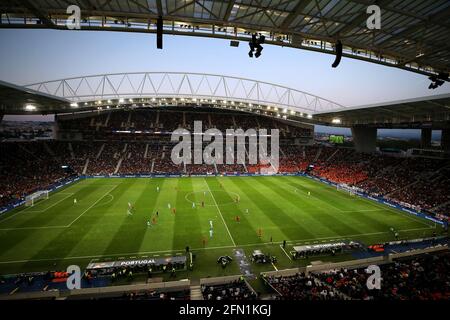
[1,74,449,129]
[1,0,450,77]
[314,93,450,128]
[0,80,70,114]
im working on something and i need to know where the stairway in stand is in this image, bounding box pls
[190,285,203,300]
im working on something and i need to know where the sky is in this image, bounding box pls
[0,29,449,138]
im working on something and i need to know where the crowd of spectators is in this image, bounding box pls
[312,252,450,300]
[265,272,341,300]
[1,110,449,216]
[201,280,258,300]
[1,140,449,217]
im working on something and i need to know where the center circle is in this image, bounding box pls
[185,190,240,207]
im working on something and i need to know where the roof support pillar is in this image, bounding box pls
[351,127,377,153]
[442,128,450,154]
[421,128,432,149]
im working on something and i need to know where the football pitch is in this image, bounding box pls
[0,176,439,277]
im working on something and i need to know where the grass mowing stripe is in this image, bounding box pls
[66,184,119,227]
[0,193,74,225]
[0,226,431,265]
[301,176,434,228]
[25,193,75,213]
[204,178,236,247]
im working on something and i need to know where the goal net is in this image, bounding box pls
[25,190,49,207]
[336,184,357,196]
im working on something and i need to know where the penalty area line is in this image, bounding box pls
[66,185,119,227]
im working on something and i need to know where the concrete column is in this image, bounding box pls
[420,128,432,149]
[442,129,450,154]
[351,127,377,153]
[0,112,3,124]
[53,116,60,140]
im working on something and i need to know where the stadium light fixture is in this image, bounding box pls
[332,118,341,124]
[70,102,78,107]
[307,114,313,119]
[24,104,36,111]
[119,98,124,103]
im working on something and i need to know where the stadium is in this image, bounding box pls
[0,0,449,304]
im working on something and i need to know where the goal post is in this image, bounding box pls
[336,184,356,196]
[25,190,49,207]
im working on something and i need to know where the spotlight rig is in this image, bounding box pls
[428,72,449,89]
[248,34,265,58]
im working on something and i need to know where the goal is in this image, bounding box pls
[25,190,49,207]
[336,184,357,196]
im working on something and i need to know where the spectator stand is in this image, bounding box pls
[200,275,258,300]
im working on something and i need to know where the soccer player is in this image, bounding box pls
[168,203,171,209]
[172,207,176,215]
[152,217,157,225]
[201,201,205,207]
[192,202,196,208]
[156,210,159,217]
[209,220,213,229]
[147,220,151,227]
[257,228,262,238]
[235,215,240,223]
[156,186,160,192]
[245,208,249,214]
[73,198,77,204]
[127,202,134,216]
[209,229,213,238]
[308,191,311,196]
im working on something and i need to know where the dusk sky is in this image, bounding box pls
[1,29,449,138]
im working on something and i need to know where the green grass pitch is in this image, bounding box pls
[0,176,440,278]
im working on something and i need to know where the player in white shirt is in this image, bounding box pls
[209,220,213,229]
[73,198,77,204]
[156,186,160,192]
[168,203,171,209]
[209,229,213,238]
[192,202,196,208]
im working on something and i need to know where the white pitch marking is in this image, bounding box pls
[66,185,118,227]
[204,178,236,247]
[0,193,74,225]
[0,228,432,264]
